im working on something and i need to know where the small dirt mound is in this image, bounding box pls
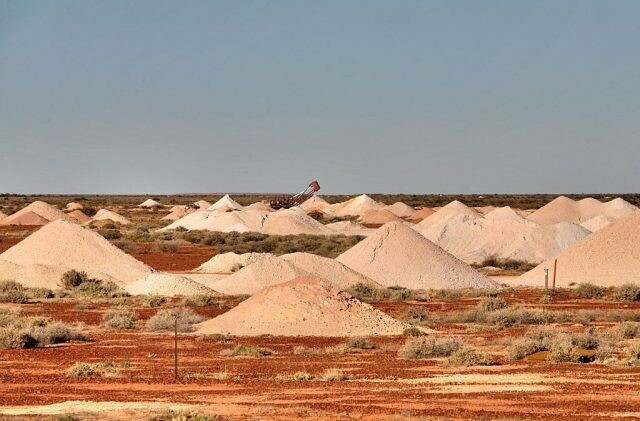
[65,202,85,211]
[359,209,403,226]
[140,199,163,208]
[385,202,416,218]
[0,201,77,226]
[196,252,274,274]
[406,207,435,223]
[331,194,383,217]
[194,277,414,336]
[92,209,130,225]
[208,195,243,211]
[67,210,92,224]
[125,273,219,297]
[280,252,382,289]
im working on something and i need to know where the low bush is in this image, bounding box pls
[320,369,351,381]
[613,284,640,301]
[398,337,461,359]
[30,322,87,345]
[61,270,126,299]
[66,360,130,378]
[478,296,508,312]
[0,280,28,304]
[101,310,137,330]
[29,288,54,299]
[197,333,231,344]
[145,308,204,332]
[345,337,378,350]
[448,347,492,366]
[575,283,606,299]
[98,229,122,240]
[480,256,535,272]
[274,371,315,381]
[62,270,89,289]
[546,343,582,363]
[149,410,219,421]
[570,333,599,350]
[0,327,36,349]
[403,327,426,337]
[140,295,166,308]
[611,322,640,339]
[627,342,640,361]
[183,295,216,307]
[66,362,96,378]
[220,344,274,357]
[403,307,428,324]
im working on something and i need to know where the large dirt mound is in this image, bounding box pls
[484,206,524,221]
[140,199,163,208]
[208,195,243,211]
[196,252,274,274]
[209,255,311,295]
[337,221,497,289]
[91,209,130,225]
[517,211,640,287]
[417,213,590,264]
[299,195,332,214]
[0,211,6,221]
[194,277,413,336]
[0,220,152,287]
[125,273,219,297]
[385,202,416,218]
[280,252,382,289]
[0,260,69,289]
[261,208,331,235]
[528,196,637,225]
[0,201,77,226]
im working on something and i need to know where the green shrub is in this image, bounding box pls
[448,347,492,366]
[574,283,605,299]
[141,295,166,308]
[66,362,96,378]
[221,344,274,357]
[478,296,508,312]
[613,284,640,301]
[627,342,640,360]
[30,322,87,345]
[570,334,599,350]
[98,229,122,240]
[145,308,204,332]
[62,270,89,289]
[403,307,428,324]
[74,279,125,299]
[101,310,137,330]
[0,281,28,304]
[403,327,426,337]
[508,327,560,360]
[0,327,36,349]
[29,288,55,299]
[345,337,378,350]
[546,343,582,363]
[183,294,216,307]
[398,337,461,359]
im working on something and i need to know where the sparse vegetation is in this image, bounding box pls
[66,360,131,378]
[183,294,216,307]
[574,283,606,299]
[403,307,428,324]
[403,327,426,337]
[145,308,204,332]
[0,312,86,349]
[612,284,640,301]
[478,296,508,312]
[478,256,535,272]
[140,295,166,308]
[101,310,137,329]
[0,280,28,303]
[61,270,127,299]
[220,344,274,357]
[448,347,492,366]
[274,371,315,381]
[398,337,462,359]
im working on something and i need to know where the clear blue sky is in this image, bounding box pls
[1,0,638,194]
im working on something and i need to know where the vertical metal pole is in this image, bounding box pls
[552,259,557,289]
[174,317,178,380]
[544,268,549,290]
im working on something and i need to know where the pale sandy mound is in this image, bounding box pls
[517,211,640,287]
[196,252,274,274]
[415,200,480,229]
[386,202,416,218]
[261,208,332,235]
[325,221,375,237]
[125,273,219,297]
[475,206,497,215]
[208,194,243,211]
[0,220,152,287]
[580,215,614,232]
[337,221,497,289]
[0,201,77,226]
[65,202,84,211]
[417,213,590,265]
[140,199,163,208]
[0,260,70,290]
[331,194,383,217]
[67,210,92,224]
[299,195,333,214]
[161,206,196,221]
[359,209,404,226]
[92,209,130,225]
[0,210,6,221]
[280,252,383,289]
[209,255,311,295]
[528,196,637,225]
[406,207,435,223]
[193,200,212,209]
[0,211,49,226]
[245,201,274,212]
[484,207,525,221]
[194,277,413,336]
